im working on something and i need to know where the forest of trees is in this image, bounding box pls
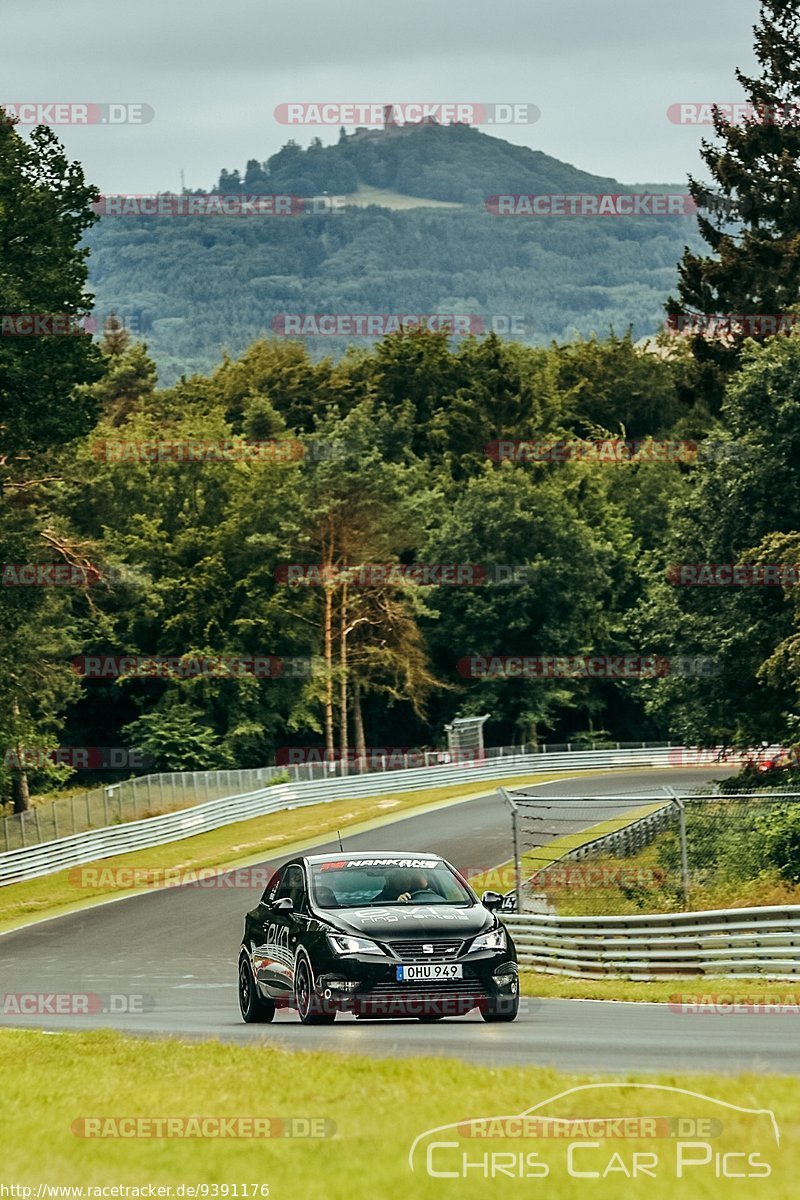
[86,125,702,385]
[3,0,800,811]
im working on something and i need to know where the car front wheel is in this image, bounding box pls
[480,993,520,1022]
[294,956,336,1025]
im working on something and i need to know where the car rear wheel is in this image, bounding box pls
[238,953,276,1023]
[294,956,336,1025]
[481,993,519,1022]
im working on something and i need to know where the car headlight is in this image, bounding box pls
[470,927,507,952]
[327,933,383,955]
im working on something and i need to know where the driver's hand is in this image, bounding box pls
[398,891,412,902]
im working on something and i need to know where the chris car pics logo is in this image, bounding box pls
[409,1083,780,1180]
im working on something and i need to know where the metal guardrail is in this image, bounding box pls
[503,905,800,979]
[508,787,800,914]
[0,740,682,852]
[0,746,684,886]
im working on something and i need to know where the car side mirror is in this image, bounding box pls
[481,890,503,911]
[273,896,294,911]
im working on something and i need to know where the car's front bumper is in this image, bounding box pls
[315,951,518,1017]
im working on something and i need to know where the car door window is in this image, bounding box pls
[262,867,283,905]
[276,864,306,912]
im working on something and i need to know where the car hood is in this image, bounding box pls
[322,904,492,941]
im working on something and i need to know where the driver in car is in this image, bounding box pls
[396,870,436,902]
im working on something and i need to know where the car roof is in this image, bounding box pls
[303,851,446,864]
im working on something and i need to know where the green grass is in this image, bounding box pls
[467,800,665,895]
[0,770,583,934]
[347,183,464,209]
[520,971,800,1004]
[0,1028,794,1198]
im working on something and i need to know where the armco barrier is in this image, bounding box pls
[0,746,687,886]
[0,740,688,852]
[503,905,800,979]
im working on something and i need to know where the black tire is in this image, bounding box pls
[294,956,336,1025]
[238,953,276,1023]
[481,993,520,1023]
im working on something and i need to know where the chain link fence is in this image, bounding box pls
[2,739,682,853]
[1,740,680,852]
[504,785,800,915]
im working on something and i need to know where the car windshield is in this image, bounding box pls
[309,858,473,908]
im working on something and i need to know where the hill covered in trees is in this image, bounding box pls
[86,122,702,384]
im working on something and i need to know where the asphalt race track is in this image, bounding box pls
[2,766,799,1074]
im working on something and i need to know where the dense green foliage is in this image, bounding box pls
[218,123,625,203]
[6,314,800,804]
[86,124,703,385]
[5,0,800,808]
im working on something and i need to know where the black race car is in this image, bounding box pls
[238,851,519,1024]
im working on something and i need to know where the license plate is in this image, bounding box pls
[396,963,463,981]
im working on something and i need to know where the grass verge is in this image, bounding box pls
[519,971,800,1004]
[0,1028,794,1198]
[0,770,578,935]
[467,800,666,895]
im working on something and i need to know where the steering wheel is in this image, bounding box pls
[408,889,440,900]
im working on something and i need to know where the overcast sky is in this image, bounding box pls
[4,0,761,193]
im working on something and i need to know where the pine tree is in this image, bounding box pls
[101,312,131,357]
[669,0,800,380]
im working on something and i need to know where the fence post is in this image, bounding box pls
[53,802,59,840]
[499,788,522,914]
[33,806,41,843]
[675,795,690,909]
